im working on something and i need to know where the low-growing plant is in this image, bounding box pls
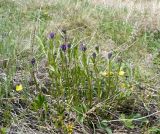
[0,127,7,134]
[36,30,133,109]
[1,0,160,133]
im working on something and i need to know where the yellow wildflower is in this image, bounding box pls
[119,70,125,76]
[100,71,114,77]
[66,122,74,134]
[100,72,107,76]
[16,84,23,91]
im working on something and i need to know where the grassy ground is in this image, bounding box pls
[0,0,160,133]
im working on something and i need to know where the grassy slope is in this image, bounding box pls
[0,0,160,133]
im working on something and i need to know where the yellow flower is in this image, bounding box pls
[119,70,125,76]
[100,72,107,76]
[100,71,114,77]
[16,84,23,91]
[66,122,74,134]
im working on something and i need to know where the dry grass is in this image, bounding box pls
[93,0,160,12]
[93,0,160,30]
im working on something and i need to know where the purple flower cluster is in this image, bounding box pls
[31,58,36,66]
[60,43,71,52]
[49,32,55,39]
[60,44,67,52]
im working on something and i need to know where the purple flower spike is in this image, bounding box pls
[31,58,36,66]
[60,44,67,52]
[80,44,87,52]
[49,32,55,39]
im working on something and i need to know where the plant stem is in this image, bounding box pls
[107,59,111,98]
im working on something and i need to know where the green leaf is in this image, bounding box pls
[105,127,112,134]
[36,36,47,56]
[120,114,135,129]
[0,127,7,134]
[99,120,112,134]
[32,93,46,110]
[149,127,160,133]
[82,103,87,113]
